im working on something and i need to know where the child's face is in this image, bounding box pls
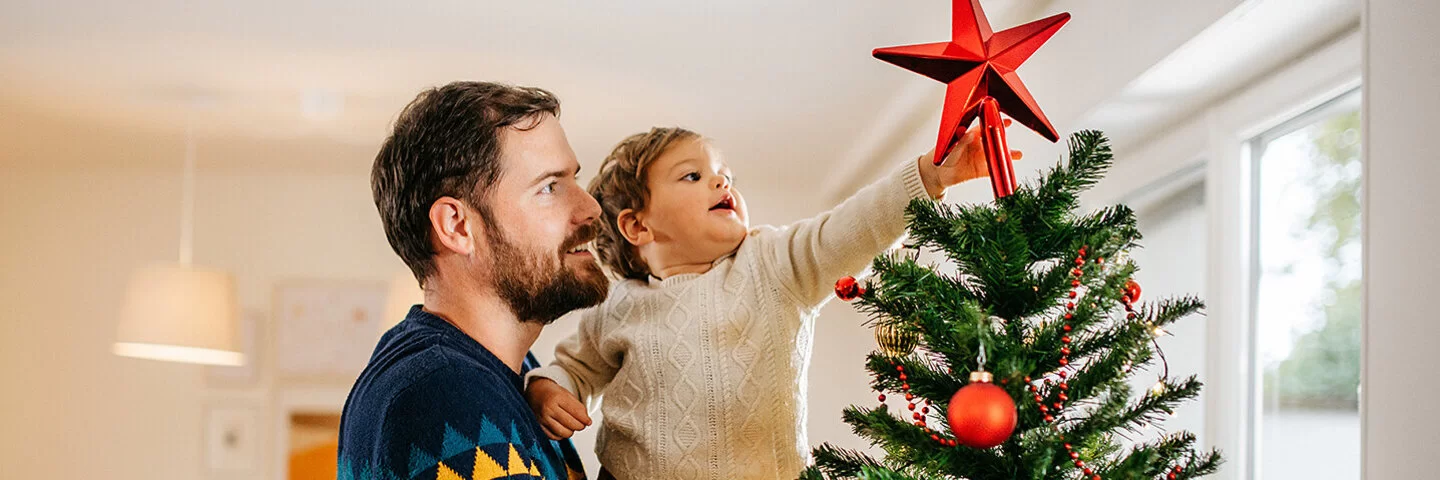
[639,138,749,262]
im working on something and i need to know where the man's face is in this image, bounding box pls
[477,113,608,323]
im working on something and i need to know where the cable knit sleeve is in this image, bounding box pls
[525,301,618,411]
[755,159,934,308]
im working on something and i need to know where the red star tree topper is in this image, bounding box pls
[874,0,1069,198]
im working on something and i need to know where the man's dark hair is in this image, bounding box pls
[371,82,560,285]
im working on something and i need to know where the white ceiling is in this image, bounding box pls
[0,1,1027,207]
[1082,0,1360,149]
[0,0,1360,215]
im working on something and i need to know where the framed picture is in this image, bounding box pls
[205,404,263,474]
[271,386,350,480]
[273,279,386,380]
[207,308,263,387]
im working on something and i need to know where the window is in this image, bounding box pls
[1248,89,1361,479]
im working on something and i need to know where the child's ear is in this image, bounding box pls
[616,209,653,247]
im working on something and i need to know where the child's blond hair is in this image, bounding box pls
[588,127,701,280]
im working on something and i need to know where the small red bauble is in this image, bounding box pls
[878,394,886,402]
[834,276,864,301]
[1125,279,1142,302]
[947,372,1017,449]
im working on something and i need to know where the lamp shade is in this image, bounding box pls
[382,270,423,334]
[114,264,242,366]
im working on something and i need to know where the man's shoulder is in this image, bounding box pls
[339,338,534,479]
[362,340,515,412]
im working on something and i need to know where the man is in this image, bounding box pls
[339,82,607,480]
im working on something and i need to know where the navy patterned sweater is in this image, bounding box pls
[338,306,587,480]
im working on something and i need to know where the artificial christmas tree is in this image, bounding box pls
[804,131,1222,479]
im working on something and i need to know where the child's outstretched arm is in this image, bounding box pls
[524,305,621,440]
[759,123,1021,307]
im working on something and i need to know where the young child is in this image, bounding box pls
[525,125,1015,479]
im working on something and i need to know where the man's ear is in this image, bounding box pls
[429,196,479,255]
[616,209,653,247]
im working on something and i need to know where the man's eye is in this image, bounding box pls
[682,172,701,182]
[541,182,557,194]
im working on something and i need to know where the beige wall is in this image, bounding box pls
[0,117,894,478]
[0,146,396,478]
[1362,0,1440,475]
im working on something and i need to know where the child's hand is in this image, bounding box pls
[525,377,593,440]
[917,119,1024,198]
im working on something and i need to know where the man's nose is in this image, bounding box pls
[577,189,602,223]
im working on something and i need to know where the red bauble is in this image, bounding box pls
[947,376,1018,449]
[835,276,865,301]
[1125,279,1142,302]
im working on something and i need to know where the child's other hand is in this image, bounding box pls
[525,377,593,440]
[917,118,1024,198]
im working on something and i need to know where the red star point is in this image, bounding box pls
[874,0,1069,169]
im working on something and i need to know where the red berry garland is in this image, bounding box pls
[1038,249,1154,479]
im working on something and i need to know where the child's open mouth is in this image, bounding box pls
[710,194,735,212]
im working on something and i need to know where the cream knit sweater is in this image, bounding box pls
[527,161,931,480]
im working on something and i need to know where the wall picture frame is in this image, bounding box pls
[272,279,386,381]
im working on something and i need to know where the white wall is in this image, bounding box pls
[1361,0,1440,476]
[1129,183,1210,445]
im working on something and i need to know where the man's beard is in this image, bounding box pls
[485,221,610,325]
